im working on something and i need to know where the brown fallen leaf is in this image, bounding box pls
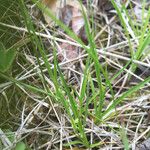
[58,42,79,62]
[42,0,59,24]
[58,3,88,61]
[42,0,56,7]
[42,0,87,25]
[78,25,88,44]
[71,15,85,35]
[59,5,73,27]
[42,0,88,63]
[59,4,88,44]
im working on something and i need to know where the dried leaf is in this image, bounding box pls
[58,42,79,61]
[42,0,86,25]
[42,0,88,63]
[42,0,57,8]
[71,16,85,35]
[59,5,73,27]
[42,0,60,24]
[78,26,88,44]
[59,4,87,44]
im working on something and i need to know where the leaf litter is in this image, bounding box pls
[42,0,87,62]
[1,0,150,149]
[33,1,150,148]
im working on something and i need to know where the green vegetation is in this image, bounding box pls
[0,0,150,149]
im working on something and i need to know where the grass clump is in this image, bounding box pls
[0,0,150,149]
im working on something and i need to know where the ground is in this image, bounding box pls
[0,0,150,150]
